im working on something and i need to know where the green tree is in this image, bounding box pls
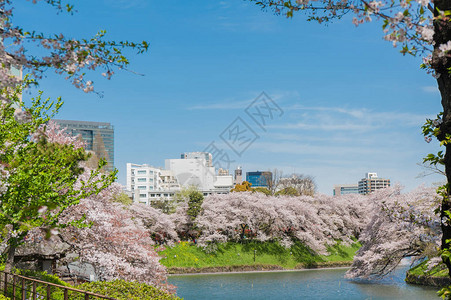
[187,191,204,221]
[275,186,300,197]
[173,186,200,203]
[112,192,133,206]
[253,187,272,196]
[0,85,115,273]
[150,199,176,214]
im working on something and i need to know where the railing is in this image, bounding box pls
[0,271,117,300]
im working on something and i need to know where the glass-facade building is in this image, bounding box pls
[53,119,114,173]
[333,184,359,196]
[246,171,272,188]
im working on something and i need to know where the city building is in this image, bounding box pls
[126,163,180,204]
[127,152,234,204]
[358,172,390,195]
[218,168,229,176]
[180,152,212,167]
[333,184,359,196]
[53,119,114,173]
[165,154,216,190]
[246,171,272,188]
[166,152,233,193]
[234,166,243,185]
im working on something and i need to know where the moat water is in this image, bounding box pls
[169,267,439,299]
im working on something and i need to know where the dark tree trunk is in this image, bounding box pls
[434,0,451,277]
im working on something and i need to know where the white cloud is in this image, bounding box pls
[186,90,298,111]
[274,105,430,132]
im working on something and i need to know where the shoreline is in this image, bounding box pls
[167,261,352,276]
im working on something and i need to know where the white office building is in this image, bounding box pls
[127,152,233,204]
[358,172,390,195]
[165,152,233,195]
[126,163,171,204]
[165,155,215,190]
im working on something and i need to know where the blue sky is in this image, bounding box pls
[15,1,443,194]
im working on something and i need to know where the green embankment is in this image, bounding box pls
[406,260,451,287]
[408,260,449,278]
[159,241,360,273]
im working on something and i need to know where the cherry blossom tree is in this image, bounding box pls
[195,192,371,254]
[59,197,174,292]
[346,185,440,279]
[128,203,179,245]
[0,0,177,291]
[249,0,451,277]
[0,0,148,96]
[0,85,115,273]
[21,121,175,291]
[33,120,85,149]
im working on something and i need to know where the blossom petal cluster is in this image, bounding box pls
[346,185,440,279]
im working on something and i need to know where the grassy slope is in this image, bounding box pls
[159,241,360,269]
[408,260,449,278]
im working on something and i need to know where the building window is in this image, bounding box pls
[137,186,146,189]
[137,170,146,175]
[137,178,146,182]
[139,194,146,198]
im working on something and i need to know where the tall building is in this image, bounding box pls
[53,119,114,172]
[234,166,243,185]
[358,172,390,195]
[246,171,272,188]
[333,184,359,196]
